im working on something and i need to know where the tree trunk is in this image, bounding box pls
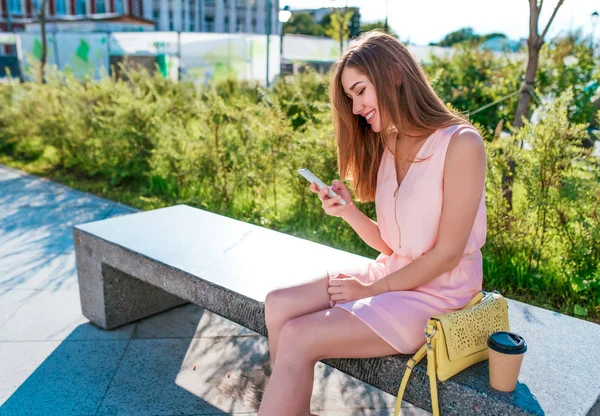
[39,0,48,84]
[502,0,564,210]
[513,41,541,129]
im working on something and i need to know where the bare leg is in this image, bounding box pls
[264,275,331,369]
[258,307,400,416]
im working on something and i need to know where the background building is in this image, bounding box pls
[1,0,280,56]
[153,0,280,34]
[0,0,280,33]
[0,0,148,32]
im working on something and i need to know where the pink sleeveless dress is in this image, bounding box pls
[329,124,486,354]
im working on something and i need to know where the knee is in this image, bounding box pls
[264,289,287,330]
[277,318,320,363]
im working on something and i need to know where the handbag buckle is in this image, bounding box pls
[424,325,436,349]
[424,326,436,338]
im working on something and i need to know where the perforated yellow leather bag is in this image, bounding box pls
[393,291,509,416]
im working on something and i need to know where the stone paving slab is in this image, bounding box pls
[132,304,258,340]
[0,290,134,342]
[97,338,228,416]
[0,165,136,293]
[0,289,36,327]
[0,251,77,291]
[0,340,129,416]
[0,340,62,410]
[176,333,426,415]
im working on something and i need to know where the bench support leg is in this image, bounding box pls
[74,230,187,329]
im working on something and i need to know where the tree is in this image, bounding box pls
[325,8,354,57]
[33,0,48,84]
[482,33,508,41]
[503,0,565,210]
[360,20,399,38]
[436,27,481,47]
[282,12,326,37]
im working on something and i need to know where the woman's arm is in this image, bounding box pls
[342,206,393,256]
[311,179,393,255]
[369,128,487,295]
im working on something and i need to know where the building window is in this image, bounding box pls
[205,0,214,5]
[75,0,86,14]
[114,0,124,13]
[95,0,106,13]
[152,0,160,24]
[205,16,214,32]
[55,0,67,15]
[8,0,23,14]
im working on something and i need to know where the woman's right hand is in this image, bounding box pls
[309,179,355,218]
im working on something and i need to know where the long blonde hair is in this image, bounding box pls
[330,31,470,202]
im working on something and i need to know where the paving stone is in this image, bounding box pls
[97,338,226,416]
[0,251,77,291]
[0,340,61,407]
[0,340,128,416]
[0,290,134,341]
[133,304,258,340]
[0,289,36,327]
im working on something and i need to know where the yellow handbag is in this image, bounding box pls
[393,291,509,416]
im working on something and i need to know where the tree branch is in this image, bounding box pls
[540,0,565,41]
[529,0,539,41]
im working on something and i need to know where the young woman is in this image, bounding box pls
[258,31,487,416]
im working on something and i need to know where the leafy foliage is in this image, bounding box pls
[360,20,399,38]
[282,12,326,37]
[485,90,599,318]
[0,54,598,323]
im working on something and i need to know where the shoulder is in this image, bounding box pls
[446,127,486,161]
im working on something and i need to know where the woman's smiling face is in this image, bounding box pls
[341,66,382,132]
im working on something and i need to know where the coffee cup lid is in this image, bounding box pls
[487,331,527,355]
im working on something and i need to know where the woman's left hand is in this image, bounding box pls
[328,273,374,304]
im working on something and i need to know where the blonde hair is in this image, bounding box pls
[330,30,470,202]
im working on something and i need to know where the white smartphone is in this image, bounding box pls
[297,168,348,206]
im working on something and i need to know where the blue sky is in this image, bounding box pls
[283,0,600,46]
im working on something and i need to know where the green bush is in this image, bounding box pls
[0,63,598,323]
[485,90,599,317]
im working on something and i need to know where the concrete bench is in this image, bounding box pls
[73,204,600,416]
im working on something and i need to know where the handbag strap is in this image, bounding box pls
[393,324,440,416]
[393,343,427,416]
[427,335,440,416]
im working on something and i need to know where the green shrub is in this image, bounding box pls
[0,63,598,323]
[485,89,599,317]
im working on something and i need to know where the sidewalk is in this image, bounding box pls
[0,164,430,416]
